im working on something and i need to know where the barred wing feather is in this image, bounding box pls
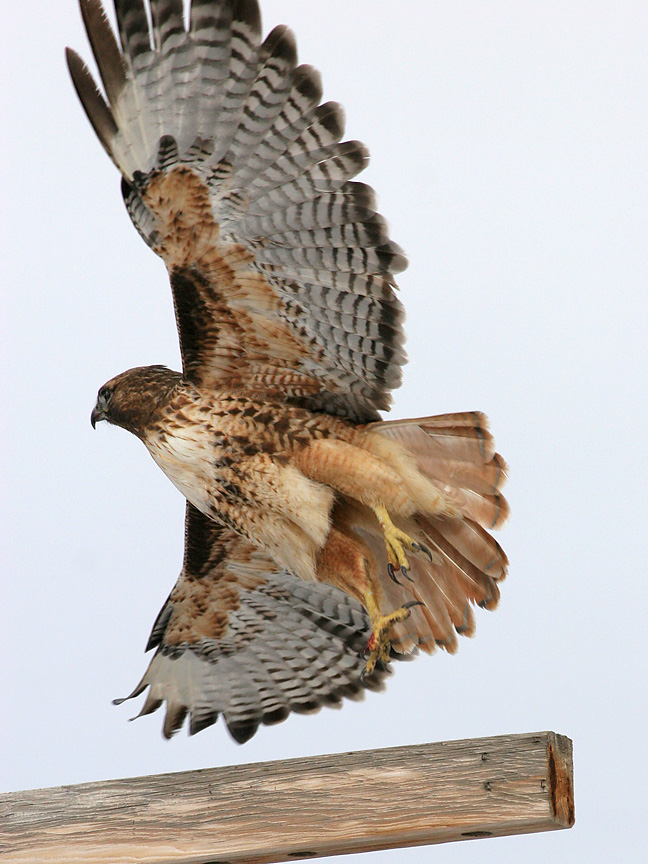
[67,0,407,421]
[115,505,391,743]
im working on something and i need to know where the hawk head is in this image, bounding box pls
[91,365,182,437]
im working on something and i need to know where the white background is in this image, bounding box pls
[2,1,647,861]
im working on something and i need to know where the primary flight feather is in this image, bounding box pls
[69,0,509,743]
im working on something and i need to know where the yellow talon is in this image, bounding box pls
[374,505,419,578]
[361,584,420,677]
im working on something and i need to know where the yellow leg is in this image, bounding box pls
[361,583,420,677]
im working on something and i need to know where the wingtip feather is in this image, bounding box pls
[79,0,127,107]
[66,46,118,163]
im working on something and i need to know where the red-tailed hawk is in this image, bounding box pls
[68,0,508,743]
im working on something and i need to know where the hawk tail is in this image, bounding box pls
[361,412,509,655]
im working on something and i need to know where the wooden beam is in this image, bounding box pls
[0,731,573,864]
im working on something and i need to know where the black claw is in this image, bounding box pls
[422,544,435,564]
[412,540,434,563]
[401,564,415,583]
[402,600,425,611]
[387,562,402,585]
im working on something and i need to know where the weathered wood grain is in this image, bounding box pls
[0,731,574,864]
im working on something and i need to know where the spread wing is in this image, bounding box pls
[115,504,393,742]
[67,0,407,422]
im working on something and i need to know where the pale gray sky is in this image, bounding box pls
[2,1,647,862]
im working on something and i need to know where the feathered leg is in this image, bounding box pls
[293,437,458,579]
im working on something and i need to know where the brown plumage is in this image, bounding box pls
[71,0,508,742]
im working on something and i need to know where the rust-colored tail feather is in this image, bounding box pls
[360,411,509,656]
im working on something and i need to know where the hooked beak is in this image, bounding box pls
[90,404,106,429]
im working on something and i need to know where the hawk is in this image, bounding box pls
[68,0,509,743]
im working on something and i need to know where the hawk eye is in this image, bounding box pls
[98,387,112,406]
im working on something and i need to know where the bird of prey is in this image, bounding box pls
[68,0,509,743]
